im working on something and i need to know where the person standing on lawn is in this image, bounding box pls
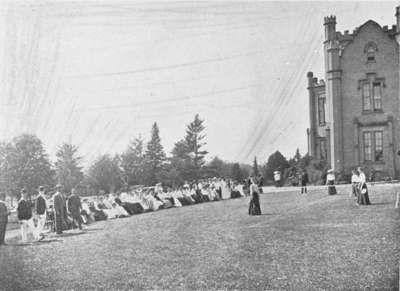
[358,167,371,205]
[67,188,83,230]
[35,186,47,237]
[326,169,337,195]
[300,170,309,194]
[17,189,41,243]
[351,170,361,201]
[248,177,261,216]
[53,184,65,234]
[0,192,10,246]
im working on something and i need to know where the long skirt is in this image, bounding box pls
[54,212,64,234]
[231,190,241,199]
[359,185,371,205]
[327,180,337,195]
[122,202,144,215]
[248,192,261,215]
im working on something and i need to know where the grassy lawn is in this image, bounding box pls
[0,185,399,290]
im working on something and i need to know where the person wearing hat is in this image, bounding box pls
[17,188,40,242]
[0,192,10,245]
[52,184,65,234]
[326,169,337,195]
[34,186,47,237]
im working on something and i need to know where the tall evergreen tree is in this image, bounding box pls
[144,122,166,185]
[184,114,208,180]
[121,136,146,186]
[252,156,259,176]
[55,143,84,193]
[294,148,302,163]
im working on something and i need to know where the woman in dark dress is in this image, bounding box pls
[248,177,261,216]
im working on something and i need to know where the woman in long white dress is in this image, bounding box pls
[221,179,231,200]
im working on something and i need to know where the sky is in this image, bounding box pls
[0,1,398,167]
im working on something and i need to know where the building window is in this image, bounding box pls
[320,139,327,160]
[363,132,372,161]
[364,42,377,63]
[373,82,382,110]
[362,82,383,112]
[367,47,375,62]
[318,94,326,126]
[374,131,383,162]
[362,83,371,111]
[363,130,384,162]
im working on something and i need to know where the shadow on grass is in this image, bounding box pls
[51,231,87,238]
[370,202,392,206]
[84,228,104,232]
[6,239,62,246]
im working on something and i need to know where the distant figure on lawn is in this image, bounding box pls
[326,169,337,195]
[351,170,361,199]
[17,189,41,243]
[67,188,83,230]
[273,171,281,187]
[0,192,10,246]
[35,186,47,238]
[248,177,261,216]
[53,184,66,235]
[357,167,371,205]
[300,170,309,194]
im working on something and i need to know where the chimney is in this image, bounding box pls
[324,15,337,41]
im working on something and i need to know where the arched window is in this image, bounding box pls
[364,42,378,62]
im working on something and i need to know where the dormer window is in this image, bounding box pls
[364,42,378,63]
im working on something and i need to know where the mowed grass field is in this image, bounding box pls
[0,185,399,290]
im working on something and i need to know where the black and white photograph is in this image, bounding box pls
[0,1,399,290]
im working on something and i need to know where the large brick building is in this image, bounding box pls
[307,6,400,179]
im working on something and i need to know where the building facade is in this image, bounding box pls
[307,7,400,179]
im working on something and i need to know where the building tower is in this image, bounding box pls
[324,16,343,171]
[307,72,316,157]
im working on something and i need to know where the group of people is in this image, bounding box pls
[326,166,372,205]
[17,185,84,243]
[0,177,252,245]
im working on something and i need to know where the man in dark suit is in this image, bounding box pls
[0,192,10,245]
[301,170,309,194]
[67,188,83,230]
[52,185,65,234]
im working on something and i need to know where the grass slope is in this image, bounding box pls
[0,185,399,290]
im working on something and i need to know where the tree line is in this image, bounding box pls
[0,114,252,199]
[0,113,324,201]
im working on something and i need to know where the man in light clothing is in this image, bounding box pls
[35,186,47,237]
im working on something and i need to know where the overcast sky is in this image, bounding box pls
[0,1,397,167]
